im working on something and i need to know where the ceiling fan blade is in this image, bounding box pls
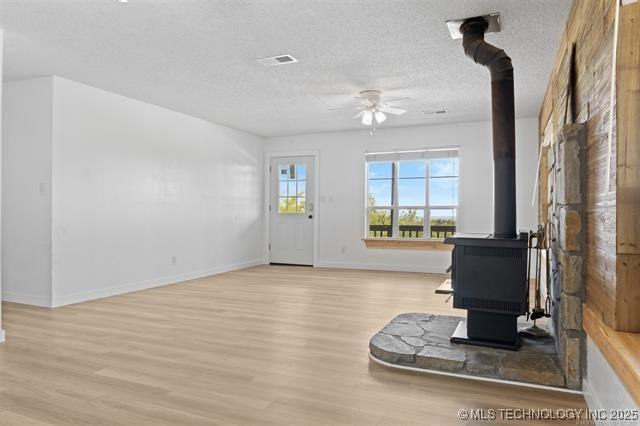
[374,111,387,124]
[379,105,406,115]
[328,106,362,111]
[384,97,412,104]
[352,111,365,119]
[362,111,373,126]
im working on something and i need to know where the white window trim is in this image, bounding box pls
[365,149,459,241]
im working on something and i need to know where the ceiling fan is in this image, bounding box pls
[329,90,409,131]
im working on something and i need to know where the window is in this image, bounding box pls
[278,164,306,213]
[366,149,459,239]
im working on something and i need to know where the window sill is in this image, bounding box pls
[583,305,640,406]
[362,238,452,250]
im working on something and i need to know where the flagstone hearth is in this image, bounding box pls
[369,313,566,388]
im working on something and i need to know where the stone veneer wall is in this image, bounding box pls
[548,123,587,390]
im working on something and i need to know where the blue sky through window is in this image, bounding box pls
[368,162,392,179]
[398,179,425,205]
[430,158,458,177]
[429,178,458,206]
[368,158,458,208]
[399,161,426,178]
[368,179,392,205]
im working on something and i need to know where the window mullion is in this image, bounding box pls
[365,165,369,238]
[425,160,430,239]
[392,162,400,238]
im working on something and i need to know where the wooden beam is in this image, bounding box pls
[615,0,640,331]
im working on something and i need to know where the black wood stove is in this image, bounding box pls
[445,16,528,350]
[446,233,528,350]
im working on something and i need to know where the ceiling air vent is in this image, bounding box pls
[256,54,298,67]
[423,109,448,115]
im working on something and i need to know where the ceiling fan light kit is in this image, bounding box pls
[362,110,373,126]
[329,89,408,134]
[374,110,387,124]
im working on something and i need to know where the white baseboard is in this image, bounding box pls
[51,258,264,307]
[0,329,5,343]
[4,259,263,308]
[318,261,447,274]
[582,378,603,419]
[2,291,53,308]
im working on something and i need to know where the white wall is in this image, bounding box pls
[2,76,264,307]
[264,118,539,273]
[0,28,4,342]
[583,337,638,420]
[2,78,53,307]
[2,75,539,305]
[51,77,263,306]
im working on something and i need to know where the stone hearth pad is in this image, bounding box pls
[369,313,565,388]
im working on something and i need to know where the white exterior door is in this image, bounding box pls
[269,156,315,265]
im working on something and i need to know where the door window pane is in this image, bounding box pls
[279,182,288,197]
[296,181,306,197]
[430,209,457,238]
[368,209,392,237]
[399,209,424,238]
[278,197,290,213]
[295,164,306,180]
[279,165,289,180]
[278,163,307,214]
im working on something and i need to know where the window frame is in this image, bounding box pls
[365,150,459,241]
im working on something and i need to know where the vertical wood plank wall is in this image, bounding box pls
[540,0,640,331]
[539,0,618,326]
[615,1,640,331]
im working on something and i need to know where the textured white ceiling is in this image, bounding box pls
[0,0,571,137]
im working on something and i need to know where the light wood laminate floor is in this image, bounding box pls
[0,265,587,425]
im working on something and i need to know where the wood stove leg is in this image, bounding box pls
[451,310,520,350]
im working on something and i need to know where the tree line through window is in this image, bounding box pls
[366,152,458,239]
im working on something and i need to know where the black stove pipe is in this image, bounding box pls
[460,17,517,239]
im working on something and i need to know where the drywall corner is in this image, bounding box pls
[0,28,4,339]
[1,76,55,308]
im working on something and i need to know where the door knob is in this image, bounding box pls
[308,215,313,219]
